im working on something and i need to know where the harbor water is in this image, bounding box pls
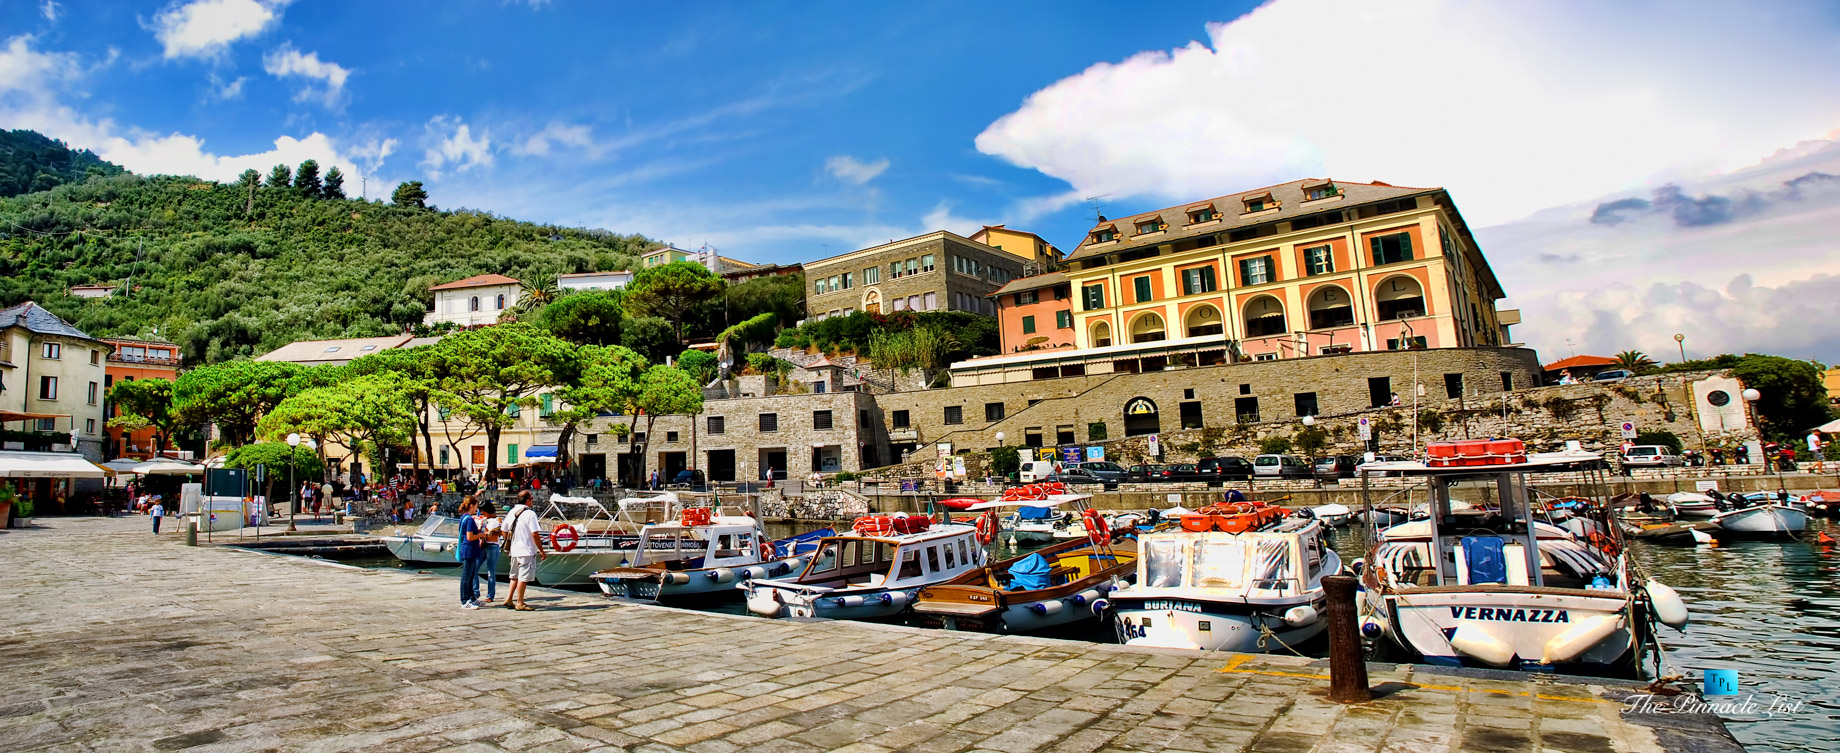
[344,516,1840,753]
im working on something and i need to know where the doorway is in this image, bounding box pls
[759,448,787,481]
[617,452,644,488]
[661,452,688,481]
[1123,397,1161,437]
[579,453,606,483]
[707,449,736,482]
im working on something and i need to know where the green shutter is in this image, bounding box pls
[1056,310,1072,328]
[1239,259,1252,285]
[1022,316,1036,334]
[507,444,518,465]
[540,394,553,417]
[1400,234,1413,261]
[1202,266,1216,292]
[1370,237,1383,265]
[1134,277,1152,303]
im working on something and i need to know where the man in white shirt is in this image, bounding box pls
[503,490,546,610]
[150,501,165,534]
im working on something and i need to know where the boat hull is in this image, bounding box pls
[742,583,915,620]
[535,549,637,586]
[1712,505,1808,536]
[595,556,809,600]
[1112,597,1327,652]
[380,535,457,565]
[1368,588,1635,672]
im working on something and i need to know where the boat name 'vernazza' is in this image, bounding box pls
[1448,606,1570,623]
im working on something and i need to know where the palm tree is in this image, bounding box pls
[1614,350,1658,373]
[513,272,561,315]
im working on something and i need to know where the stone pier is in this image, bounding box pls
[0,518,1740,752]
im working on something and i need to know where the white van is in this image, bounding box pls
[1019,460,1057,483]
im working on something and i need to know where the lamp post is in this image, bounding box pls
[1302,415,1318,488]
[285,433,300,532]
[1673,333,1686,363]
[1741,388,1766,473]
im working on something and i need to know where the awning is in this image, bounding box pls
[0,410,68,423]
[0,451,110,479]
[524,445,559,460]
[131,459,204,475]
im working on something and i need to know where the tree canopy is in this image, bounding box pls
[1660,353,1835,440]
[391,180,428,209]
[625,261,725,341]
[425,324,577,478]
[0,129,126,197]
[530,291,624,346]
[105,376,191,454]
[171,360,304,446]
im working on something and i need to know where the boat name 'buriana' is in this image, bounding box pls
[1145,600,1203,613]
[1449,606,1570,623]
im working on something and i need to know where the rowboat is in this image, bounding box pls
[591,508,831,601]
[914,494,1136,633]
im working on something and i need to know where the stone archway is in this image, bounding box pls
[1184,304,1223,337]
[1129,312,1167,343]
[1124,396,1161,436]
[862,288,882,315]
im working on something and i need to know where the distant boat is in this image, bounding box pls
[592,509,830,601]
[1710,504,1808,538]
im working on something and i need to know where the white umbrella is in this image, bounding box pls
[1812,418,1840,434]
[102,458,144,475]
[132,459,204,475]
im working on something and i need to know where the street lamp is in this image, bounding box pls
[286,433,301,531]
[1301,415,1318,487]
[1673,333,1686,363]
[1302,415,1316,427]
[995,431,1006,446]
[1740,388,1766,470]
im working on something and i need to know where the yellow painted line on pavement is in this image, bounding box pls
[1215,656,1613,704]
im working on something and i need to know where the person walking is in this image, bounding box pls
[476,501,502,605]
[503,490,546,611]
[455,497,485,609]
[150,499,165,534]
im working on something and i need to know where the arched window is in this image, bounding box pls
[1091,320,1112,347]
[1129,312,1166,343]
[495,294,506,310]
[1376,276,1426,320]
[1184,304,1223,337]
[1243,296,1287,337]
[469,295,480,312]
[1307,286,1355,329]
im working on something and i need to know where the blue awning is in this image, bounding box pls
[524,445,559,459]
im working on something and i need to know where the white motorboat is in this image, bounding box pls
[1710,503,1808,538]
[1665,492,1719,518]
[1356,441,1687,677]
[530,494,662,586]
[1309,504,1353,527]
[742,514,987,620]
[380,515,464,565]
[1008,505,1071,545]
[1108,502,1340,653]
[593,510,831,601]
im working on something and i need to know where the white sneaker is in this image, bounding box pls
[462,601,479,610]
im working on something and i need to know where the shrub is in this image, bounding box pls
[1633,430,1682,453]
[1087,422,1108,441]
[1259,435,1292,455]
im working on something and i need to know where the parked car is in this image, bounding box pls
[668,469,707,490]
[1127,464,1174,483]
[1197,456,1255,481]
[1050,467,1106,485]
[1355,454,1414,477]
[1253,454,1312,479]
[1165,463,1204,482]
[1592,369,1634,382]
[1313,455,1359,480]
[1019,460,1057,483]
[1621,445,1683,467]
[1068,461,1127,484]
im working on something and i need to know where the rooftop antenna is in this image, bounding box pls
[1085,194,1111,223]
[1564,337,1577,358]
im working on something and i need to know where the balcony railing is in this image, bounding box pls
[107,353,181,366]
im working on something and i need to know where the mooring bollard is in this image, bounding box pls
[185,517,198,547]
[1322,574,1372,703]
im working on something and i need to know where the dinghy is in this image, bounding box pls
[591,508,830,601]
[914,499,1137,633]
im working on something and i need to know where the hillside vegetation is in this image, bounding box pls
[0,166,653,363]
[0,129,128,198]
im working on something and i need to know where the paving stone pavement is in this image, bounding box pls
[0,518,1736,752]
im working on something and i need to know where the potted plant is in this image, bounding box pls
[11,496,31,528]
[0,486,16,528]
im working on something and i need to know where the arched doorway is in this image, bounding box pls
[1124,397,1160,436]
[1243,295,1287,337]
[1375,276,1426,320]
[1307,286,1354,329]
[1091,320,1112,347]
[862,289,882,314]
[1184,304,1223,337]
[1129,312,1166,343]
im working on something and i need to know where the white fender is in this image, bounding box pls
[786,557,805,570]
[884,591,909,608]
[745,589,783,618]
[420,541,447,553]
[1646,579,1689,630]
[711,568,735,584]
[1690,528,1716,545]
[1071,589,1101,605]
[839,595,865,608]
[742,566,767,580]
[1542,615,1622,664]
[1283,605,1318,627]
[1449,624,1515,667]
[668,572,691,585]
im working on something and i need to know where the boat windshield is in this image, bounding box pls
[417,515,456,538]
[1190,540,1247,589]
[1251,539,1293,589]
[1143,539,1184,588]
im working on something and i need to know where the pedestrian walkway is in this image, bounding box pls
[0,518,1739,752]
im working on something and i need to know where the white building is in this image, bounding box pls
[557,271,632,292]
[424,274,522,327]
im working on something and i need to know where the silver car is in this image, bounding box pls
[1253,454,1312,479]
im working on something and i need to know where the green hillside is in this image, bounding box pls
[0,129,128,198]
[0,168,653,363]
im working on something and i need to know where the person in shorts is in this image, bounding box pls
[503,490,547,610]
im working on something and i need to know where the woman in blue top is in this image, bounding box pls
[456,497,485,609]
[475,501,502,604]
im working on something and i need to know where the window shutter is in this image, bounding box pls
[1400,234,1413,260]
[1203,266,1216,292]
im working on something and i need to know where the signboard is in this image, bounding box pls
[1620,421,1638,439]
[937,442,953,460]
[951,456,966,479]
[1695,480,1719,493]
[1062,447,1083,464]
[1357,417,1372,441]
[900,480,921,493]
[1087,446,1105,462]
[1147,435,1161,457]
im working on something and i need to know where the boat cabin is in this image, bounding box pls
[1135,525,1326,599]
[631,517,766,569]
[797,526,985,589]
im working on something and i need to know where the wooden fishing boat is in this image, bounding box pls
[915,497,1136,633]
[741,514,986,620]
[591,507,831,601]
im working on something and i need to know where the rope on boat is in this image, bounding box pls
[1256,622,1311,659]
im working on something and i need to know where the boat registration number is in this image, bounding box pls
[1449,606,1570,623]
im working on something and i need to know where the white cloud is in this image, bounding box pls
[976,0,1840,226]
[920,201,992,237]
[825,155,889,185]
[514,122,605,159]
[421,116,492,177]
[261,45,350,108]
[41,1,59,23]
[149,0,287,59]
[208,72,245,100]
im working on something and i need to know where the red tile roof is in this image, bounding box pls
[1543,355,1619,371]
[428,274,520,291]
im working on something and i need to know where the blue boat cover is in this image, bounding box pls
[771,528,834,558]
[1462,536,1507,584]
[1017,506,1054,520]
[1007,553,1052,591]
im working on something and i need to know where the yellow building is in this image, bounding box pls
[640,246,695,268]
[0,302,110,459]
[1825,366,1840,406]
[968,225,1062,272]
[956,179,1517,383]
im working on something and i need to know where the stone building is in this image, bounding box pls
[802,231,1030,320]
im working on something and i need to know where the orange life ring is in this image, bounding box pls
[1081,510,1111,543]
[975,512,996,544]
[552,524,580,553]
[759,540,777,561]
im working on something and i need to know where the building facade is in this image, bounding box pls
[803,231,1027,320]
[989,272,1075,354]
[255,335,418,367]
[100,337,182,459]
[0,302,110,460]
[968,225,1061,272]
[964,179,1519,384]
[557,271,632,292]
[424,274,521,327]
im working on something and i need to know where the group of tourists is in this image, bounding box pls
[454,490,546,611]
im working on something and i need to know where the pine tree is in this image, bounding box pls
[321,166,346,199]
[391,180,429,209]
[266,164,292,188]
[236,169,261,188]
[294,159,322,196]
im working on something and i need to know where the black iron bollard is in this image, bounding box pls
[1322,574,1372,703]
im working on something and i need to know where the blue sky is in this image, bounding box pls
[5,0,1840,361]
